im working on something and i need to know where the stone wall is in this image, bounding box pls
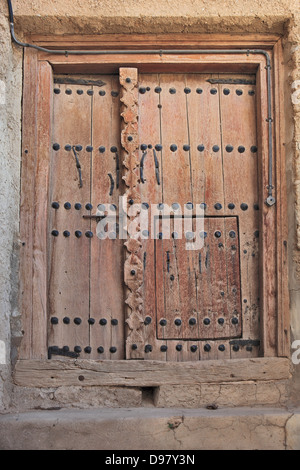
[0,0,300,418]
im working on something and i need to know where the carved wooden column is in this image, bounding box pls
[119,68,144,359]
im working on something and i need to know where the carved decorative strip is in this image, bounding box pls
[119,68,144,359]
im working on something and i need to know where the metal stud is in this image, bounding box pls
[64,144,71,151]
[174,318,182,326]
[214,203,222,210]
[85,231,93,238]
[160,319,167,326]
[240,203,248,211]
[99,318,107,326]
[84,346,92,353]
[110,146,118,153]
[218,344,225,351]
[229,230,236,238]
[74,346,82,353]
[131,344,138,350]
[203,318,210,325]
[210,88,218,95]
[110,346,117,353]
[99,146,106,153]
[212,145,220,152]
[204,344,211,352]
[172,232,179,239]
[62,346,69,353]
[184,87,191,94]
[65,89,72,95]
[232,345,239,352]
[142,202,149,210]
[238,146,245,153]
[111,319,118,326]
[214,231,222,238]
[63,317,70,324]
[248,90,255,96]
[145,344,152,353]
[254,230,259,238]
[99,90,106,96]
[87,90,94,96]
[53,143,60,151]
[218,318,224,325]
[183,144,190,151]
[75,145,82,151]
[190,345,198,352]
[88,318,95,325]
[236,89,243,96]
[75,230,82,238]
[127,135,133,141]
[228,203,235,210]
[97,346,104,353]
[226,144,234,152]
[169,88,176,94]
[223,88,230,95]
[176,344,182,351]
[144,316,152,325]
[170,144,177,152]
[111,91,119,97]
[170,274,175,281]
[52,202,59,209]
[196,88,203,94]
[126,77,131,83]
[189,317,197,326]
[54,88,61,94]
[155,144,162,151]
[139,87,146,94]
[63,230,70,238]
[130,269,136,276]
[74,317,82,325]
[155,86,162,93]
[160,345,168,352]
[51,230,59,237]
[86,145,93,152]
[74,203,82,210]
[231,317,239,325]
[64,202,71,210]
[200,202,207,210]
[77,89,83,95]
[197,144,205,152]
[251,145,258,153]
[50,317,58,325]
[85,203,93,210]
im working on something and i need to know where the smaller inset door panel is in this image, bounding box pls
[155,217,242,340]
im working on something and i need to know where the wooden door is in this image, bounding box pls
[47,69,260,361]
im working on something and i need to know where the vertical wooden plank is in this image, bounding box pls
[90,76,124,360]
[48,82,92,357]
[273,40,289,357]
[159,74,192,207]
[138,74,165,360]
[32,61,53,358]
[219,77,260,346]
[19,48,38,359]
[256,60,277,356]
[185,74,224,213]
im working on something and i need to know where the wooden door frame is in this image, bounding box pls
[16,34,290,386]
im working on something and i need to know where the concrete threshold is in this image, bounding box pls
[0,407,299,450]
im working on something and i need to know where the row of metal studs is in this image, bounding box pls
[51,201,259,212]
[157,317,239,326]
[52,143,258,153]
[53,88,119,97]
[49,343,249,354]
[53,87,254,97]
[140,87,255,96]
[51,317,119,325]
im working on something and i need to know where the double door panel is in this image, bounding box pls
[48,71,259,361]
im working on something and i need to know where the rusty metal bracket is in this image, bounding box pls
[71,145,83,188]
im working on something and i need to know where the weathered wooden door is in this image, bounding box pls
[48,68,259,361]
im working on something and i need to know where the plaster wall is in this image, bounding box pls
[0,0,300,448]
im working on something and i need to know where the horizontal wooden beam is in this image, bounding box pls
[14,357,291,388]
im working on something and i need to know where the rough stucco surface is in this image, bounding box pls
[0,0,300,450]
